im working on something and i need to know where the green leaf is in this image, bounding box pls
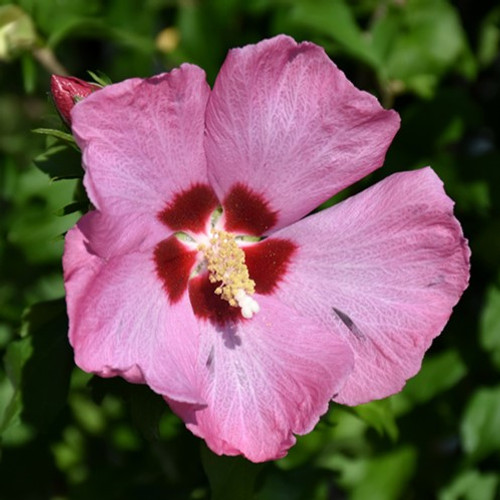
[87,70,111,86]
[128,385,166,441]
[373,0,474,98]
[21,52,36,94]
[439,469,499,500]
[392,349,467,415]
[54,201,88,217]
[289,0,380,69]
[47,17,156,54]
[46,17,109,49]
[23,0,101,45]
[320,446,417,500]
[352,447,416,500]
[480,286,500,370]
[20,299,73,430]
[33,143,83,180]
[352,399,398,440]
[477,6,500,67]
[1,337,33,434]
[461,385,500,461]
[201,443,264,500]
[32,128,77,147]
[6,165,79,263]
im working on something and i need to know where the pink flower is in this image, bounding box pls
[63,35,470,462]
[51,75,100,124]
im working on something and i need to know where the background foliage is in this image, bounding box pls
[1,0,499,499]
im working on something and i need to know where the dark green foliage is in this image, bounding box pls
[1,0,499,498]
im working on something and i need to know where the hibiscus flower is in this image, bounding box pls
[59,35,470,462]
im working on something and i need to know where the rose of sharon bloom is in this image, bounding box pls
[61,35,470,462]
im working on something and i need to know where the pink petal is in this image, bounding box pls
[167,295,354,462]
[272,167,470,405]
[205,35,400,232]
[71,64,211,220]
[63,222,203,404]
[76,210,166,260]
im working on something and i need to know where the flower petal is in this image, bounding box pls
[167,295,354,462]
[76,210,166,260]
[64,222,203,404]
[273,167,470,405]
[205,35,400,232]
[71,64,211,219]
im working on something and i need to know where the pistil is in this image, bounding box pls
[199,229,259,318]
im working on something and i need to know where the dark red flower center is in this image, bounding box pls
[154,183,296,325]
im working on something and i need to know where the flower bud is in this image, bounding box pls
[50,75,100,125]
[0,5,38,61]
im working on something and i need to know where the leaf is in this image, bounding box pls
[21,53,36,94]
[33,143,83,180]
[351,447,416,500]
[128,385,166,441]
[480,286,500,370]
[352,399,398,440]
[460,385,500,461]
[54,201,88,217]
[372,0,474,98]
[87,70,111,86]
[289,0,380,70]
[392,349,467,415]
[1,337,33,434]
[438,469,499,500]
[20,299,74,430]
[477,6,500,67]
[201,443,264,500]
[32,128,77,148]
[320,446,417,500]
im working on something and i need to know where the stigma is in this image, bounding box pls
[199,229,260,318]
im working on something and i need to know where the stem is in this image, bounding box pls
[32,47,68,75]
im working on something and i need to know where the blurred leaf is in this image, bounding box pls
[461,385,500,461]
[0,4,38,61]
[480,286,500,370]
[289,0,380,69]
[276,407,366,471]
[372,0,475,98]
[47,17,156,54]
[129,385,166,441]
[201,443,264,500]
[439,469,499,500]
[20,52,36,93]
[71,393,106,435]
[478,6,500,67]
[1,337,32,434]
[33,143,83,180]
[352,399,398,440]
[46,17,110,48]
[392,349,467,415]
[351,447,416,500]
[19,0,100,41]
[51,425,86,478]
[321,446,417,500]
[18,299,73,430]
[175,2,226,81]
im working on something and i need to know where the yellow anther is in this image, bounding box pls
[199,229,259,317]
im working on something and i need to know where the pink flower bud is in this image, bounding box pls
[50,75,100,125]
